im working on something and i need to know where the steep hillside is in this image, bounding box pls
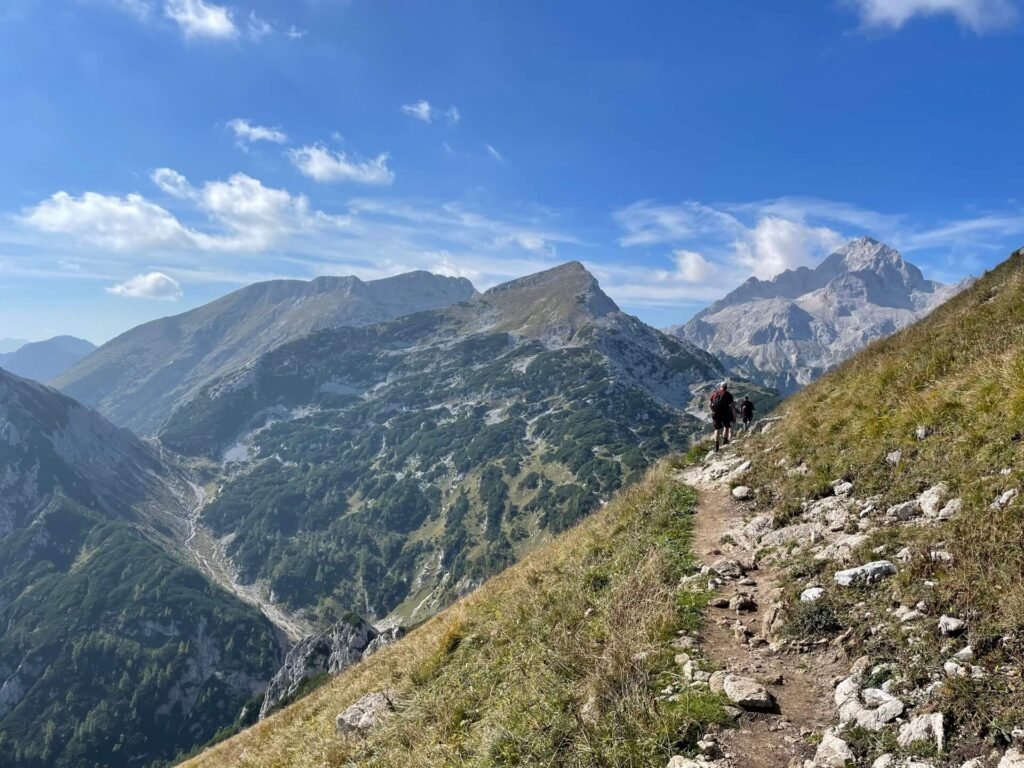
[0,336,95,382]
[672,237,963,394]
[181,461,727,768]
[158,262,744,627]
[706,246,1024,763]
[53,271,476,435]
[0,370,282,768]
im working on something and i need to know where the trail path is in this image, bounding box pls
[678,466,843,768]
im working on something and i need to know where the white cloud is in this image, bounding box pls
[246,11,272,40]
[23,191,193,250]
[848,0,1018,31]
[401,100,434,123]
[152,167,193,197]
[23,169,319,253]
[734,216,846,278]
[288,145,395,185]
[672,250,716,283]
[485,144,505,163]
[227,118,288,146]
[286,25,306,39]
[401,100,461,125]
[163,0,238,40]
[107,271,183,300]
[614,200,744,247]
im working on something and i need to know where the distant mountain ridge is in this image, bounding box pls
[0,336,95,383]
[670,237,965,394]
[53,271,476,435]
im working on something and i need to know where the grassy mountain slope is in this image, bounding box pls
[158,263,742,626]
[181,461,726,768]
[0,370,282,768]
[737,247,1024,746]
[53,272,475,435]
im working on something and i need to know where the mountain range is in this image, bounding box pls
[53,272,476,435]
[0,240,967,768]
[159,262,739,627]
[670,237,964,394]
[0,336,95,383]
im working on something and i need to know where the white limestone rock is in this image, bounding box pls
[834,561,896,587]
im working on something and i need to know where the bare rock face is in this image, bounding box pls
[336,691,395,735]
[670,238,964,395]
[260,617,387,719]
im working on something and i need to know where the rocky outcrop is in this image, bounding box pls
[336,690,395,735]
[260,618,403,719]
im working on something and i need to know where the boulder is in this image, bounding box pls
[937,498,962,520]
[719,673,775,710]
[729,593,757,613]
[760,523,823,549]
[919,483,949,518]
[711,558,745,580]
[939,615,967,636]
[887,500,922,521]
[916,425,932,440]
[834,561,896,587]
[743,515,775,543]
[992,489,1019,509]
[336,691,394,735]
[897,713,945,753]
[800,587,825,602]
[999,749,1024,767]
[814,730,855,768]
[666,757,716,768]
[833,480,855,496]
[873,755,896,768]
[887,449,903,466]
[732,485,753,501]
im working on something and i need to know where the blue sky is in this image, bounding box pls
[1,0,1023,343]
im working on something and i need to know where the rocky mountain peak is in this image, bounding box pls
[672,238,964,395]
[483,261,618,322]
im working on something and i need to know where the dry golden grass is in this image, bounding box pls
[180,462,724,768]
[743,247,1024,736]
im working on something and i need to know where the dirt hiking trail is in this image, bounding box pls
[680,473,845,768]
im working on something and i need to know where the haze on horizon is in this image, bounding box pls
[1,0,1022,344]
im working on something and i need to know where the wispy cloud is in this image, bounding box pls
[227,118,288,147]
[288,145,396,185]
[107,271,183,300]
[163,0,237,39]
[401,100,461,125]
[485,144,505,163]
[847,0,1018,32]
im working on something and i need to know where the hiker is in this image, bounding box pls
[710,381,736,451]
[740,395,755,432]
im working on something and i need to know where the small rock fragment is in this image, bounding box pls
[732,485,753,501]
[800,587,825,602]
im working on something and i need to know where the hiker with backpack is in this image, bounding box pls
[740,395,755,432]
[709,381,736,451]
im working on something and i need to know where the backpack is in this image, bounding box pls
[710,389,725,415]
